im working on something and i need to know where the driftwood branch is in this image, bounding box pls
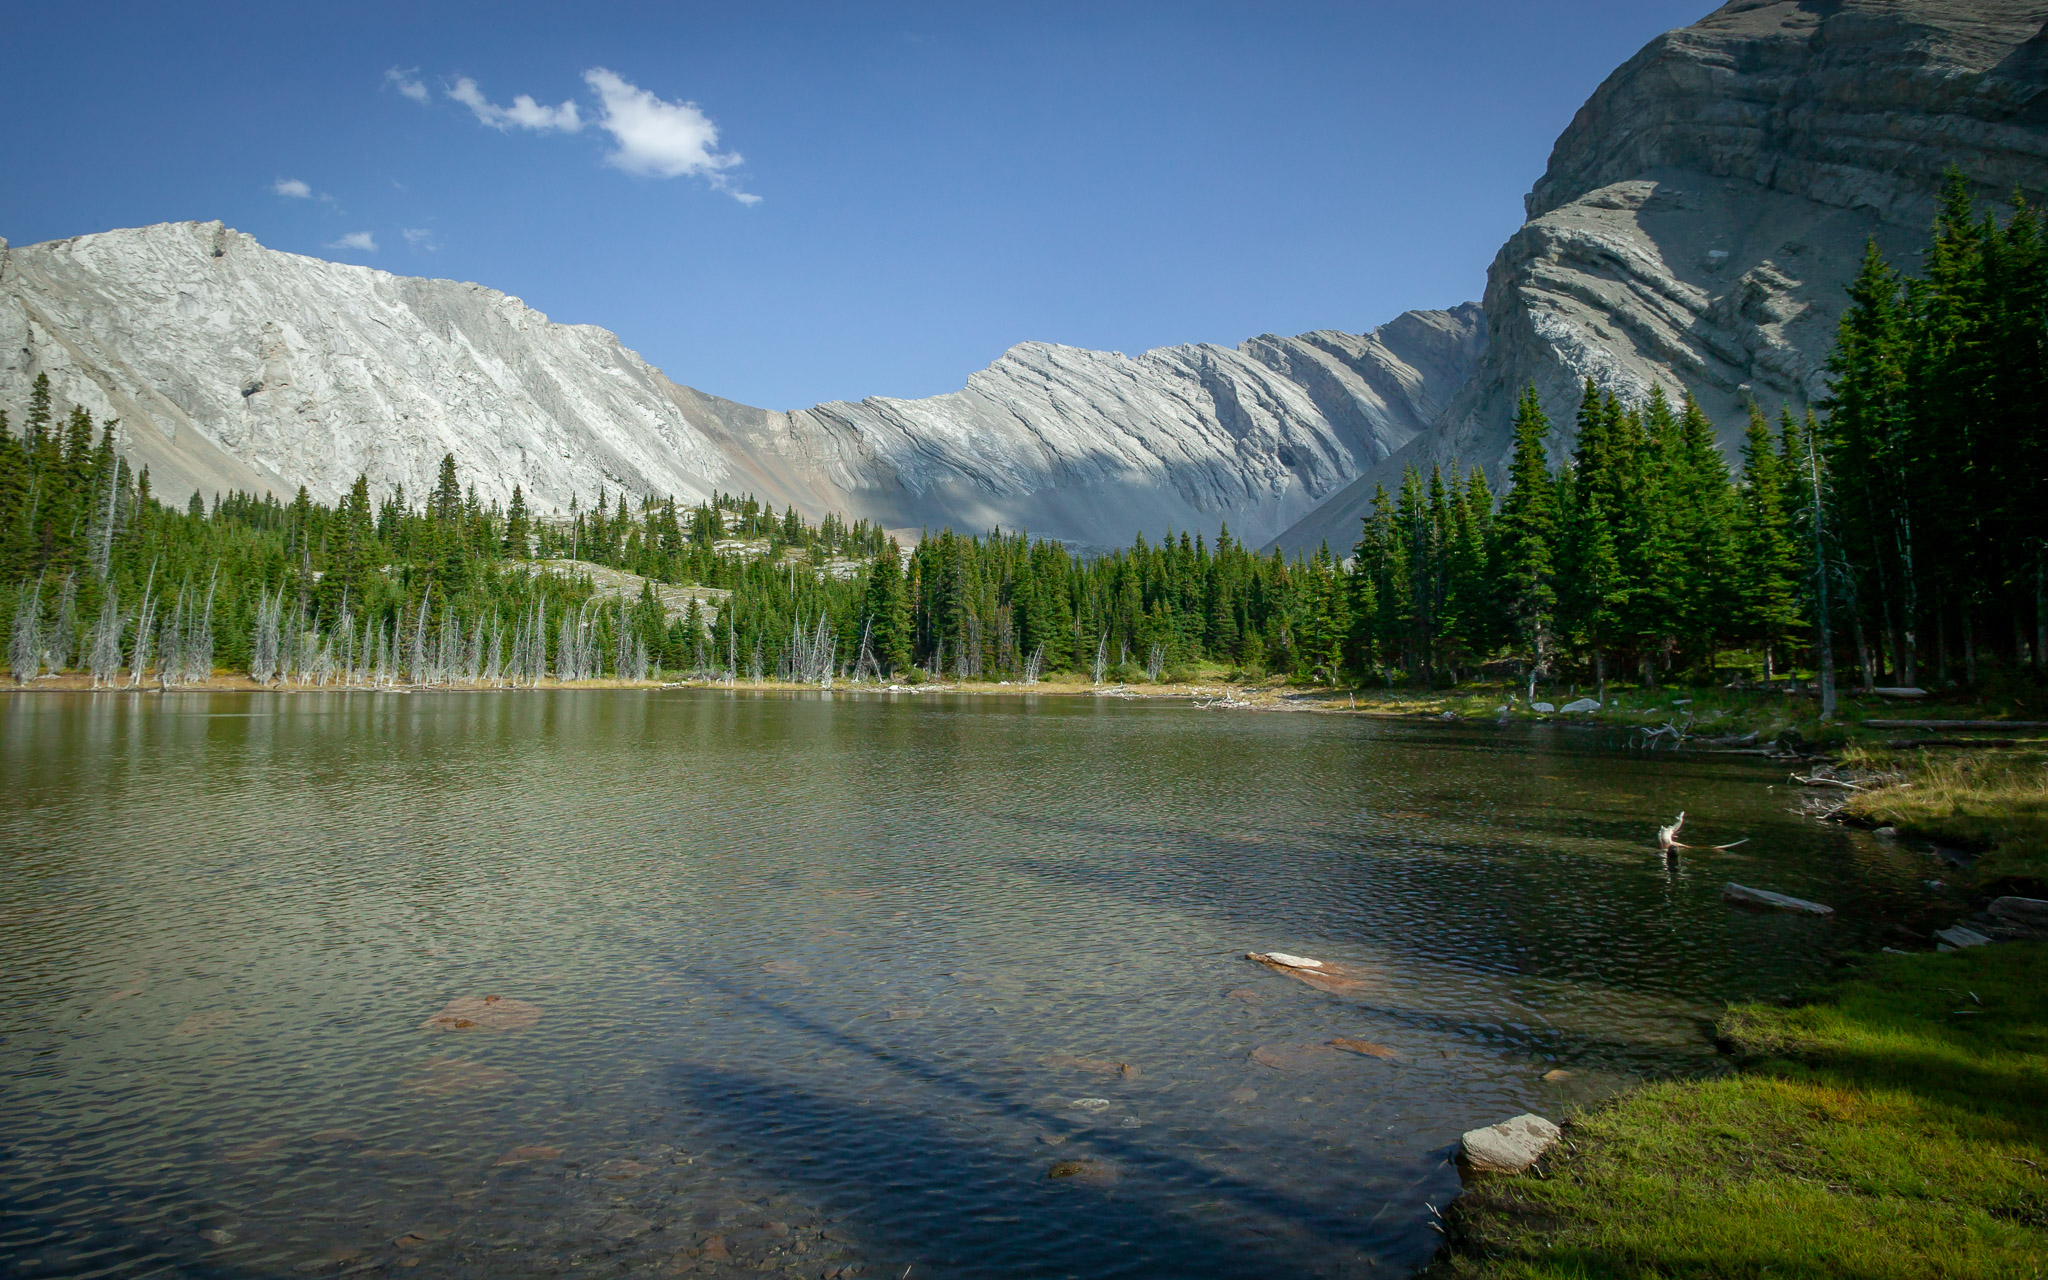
[1791,773,1866,791]
[1657,811,1750,852]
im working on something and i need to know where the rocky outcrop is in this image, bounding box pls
[1276,0,2048,554]
[0,221,1481,550]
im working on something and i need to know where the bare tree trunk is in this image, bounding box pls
[1963,608,1977,688]
[1852,611,1875,693]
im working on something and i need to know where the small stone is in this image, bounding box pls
[699,1235,729,1260]
[1037,1133,1067,1145]
[1461,1113,1562,1174]
[1542,1069,1572,1083]
[1069,1097,1111,1111]
[200,1228,236,1245]
[494,1144,563,1165]
[393,1233,429,1249]
[1227,1087,1257,1104]
[1559,698,1601,713]
[1328,1037,1400,1060]
[1934,925,1993,949]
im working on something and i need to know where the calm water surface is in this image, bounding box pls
[0,691,1947,1278]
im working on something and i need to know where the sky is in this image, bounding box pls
[0,1,1708,411]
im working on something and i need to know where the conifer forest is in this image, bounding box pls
[2,177,2042,697]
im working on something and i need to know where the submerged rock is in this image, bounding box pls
[421,994,541,1032]
[1047,1159,1117,1184]
[402,1057,517,1096]
[1042,1054,1138,1077]
[1328,1037,1401,1060]
[1460,1113,1561,1175]
[1251,1042,1336,1071]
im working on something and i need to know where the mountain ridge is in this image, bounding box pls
[0,219,1480,550]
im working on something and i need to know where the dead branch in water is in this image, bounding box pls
[1656,811,1749,852]
[1791,773,1867,791]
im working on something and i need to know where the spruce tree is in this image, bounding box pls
[863,540,912,673]
[1735,404,1805,676]
[1494,387,1559,689]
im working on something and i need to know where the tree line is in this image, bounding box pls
[4,172,2041,694]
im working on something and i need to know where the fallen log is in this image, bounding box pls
[1864,720,2048,730]
[1245,951,1372,994]
[1722,883,1834,916]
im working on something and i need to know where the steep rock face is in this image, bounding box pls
[788,305,1483,547]
[1278,0,2048,554]
[0,221,773,516]
[0,220,1481,550]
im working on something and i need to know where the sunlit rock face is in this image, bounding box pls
[0,220,1481,549]
[1277,0,2048,554]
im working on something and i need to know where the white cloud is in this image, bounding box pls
[402,227,436,249]
[582,68,756,202]
[327,231,378,252]
[448,76,583,132]
[273,178,312,199]
[386,67,430,104]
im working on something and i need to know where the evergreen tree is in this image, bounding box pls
[863,540,913,673]
[1494,386,1559,685]
[1735,404,1805,676]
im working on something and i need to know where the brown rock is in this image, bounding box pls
[494,1144,563,1165]
[1047,1159,1117,1184]
[600,1158,657,1180]
[1328,1038,1400,1060]
[421,994,541,1033]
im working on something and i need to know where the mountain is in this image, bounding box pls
[0,220,1480,550]
[1276,0,2048,553]
[13,1,2041,556]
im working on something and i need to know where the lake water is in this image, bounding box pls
[0,691,1949,1278]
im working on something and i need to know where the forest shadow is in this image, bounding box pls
[664,979,1447,1278]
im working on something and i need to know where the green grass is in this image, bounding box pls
[1839,749,2048,896]
[1430,944,2048,1278]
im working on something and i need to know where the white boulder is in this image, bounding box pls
[1460,1113,1562,1174]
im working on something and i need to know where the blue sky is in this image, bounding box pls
[1,2,1707,410]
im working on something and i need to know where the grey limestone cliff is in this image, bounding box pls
[1277,0,2048,554]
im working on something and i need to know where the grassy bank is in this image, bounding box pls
[1836,748,2048,898]
[1432,943,2048,1279]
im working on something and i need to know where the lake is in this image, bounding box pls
[0,690,1948,1278]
